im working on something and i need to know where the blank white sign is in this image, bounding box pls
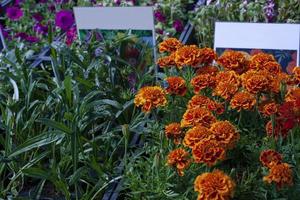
[74,7,155,30]
[214,22,300,66]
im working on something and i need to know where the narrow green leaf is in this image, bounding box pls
[37,118,72,134]
[8,131,65,158]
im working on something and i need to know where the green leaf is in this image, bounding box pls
[23,167,50,180]
[37,118,72,134]
[8,131,65,158]
[64,76,72,106]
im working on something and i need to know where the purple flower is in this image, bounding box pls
[26,35,40,43]
[15,32,28,40]
[173,19,184,32]
[66,26,77,46]
[156,29,163,35]
[6,6,23,21]
[114,0,121,5]
[33,13,44,22]
[48,4,56,12]
[154,10,166,23]
[55,10,74,31]
[38,0,48,3]
[33,23,48,35]
[264,0,276,22]
[14,0,23,6]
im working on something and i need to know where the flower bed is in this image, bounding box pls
[124,38,300,199]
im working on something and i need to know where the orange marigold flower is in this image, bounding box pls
[270,72,289,93]
[263,163,293,189]
[285,88,300,102]
[259,149,282,168]
[175,45,201,67]
[217,50,248,74]
[249,52,276,70]
[198,48,217,65]
[216,70,240,85]
[187,95,212,110]
[196,65,219,75]
[191,74,216,93]
[260,102,278,117]
[187,95,224,115]
[230,91,256,111]
[159,38,183,53]
[165,76,187,96]
[165,123,183,145]
[214,81,240,101]
[293,67,300,82]
[214,71,240,100]
[242,70,270,94]
[134,86,167,113]
[183,125,214,149]
[181,107,217,128]
[210,121,240,149]
[167,148,191,176]
[157,52,176,68]
[192,140,226,166]
[263,61,281,75]
[194,170,236,200]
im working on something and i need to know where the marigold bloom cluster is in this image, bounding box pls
[194,170,236,200]
[167,148,190,176]
[134,86,167,112]
[165,76,187,96]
